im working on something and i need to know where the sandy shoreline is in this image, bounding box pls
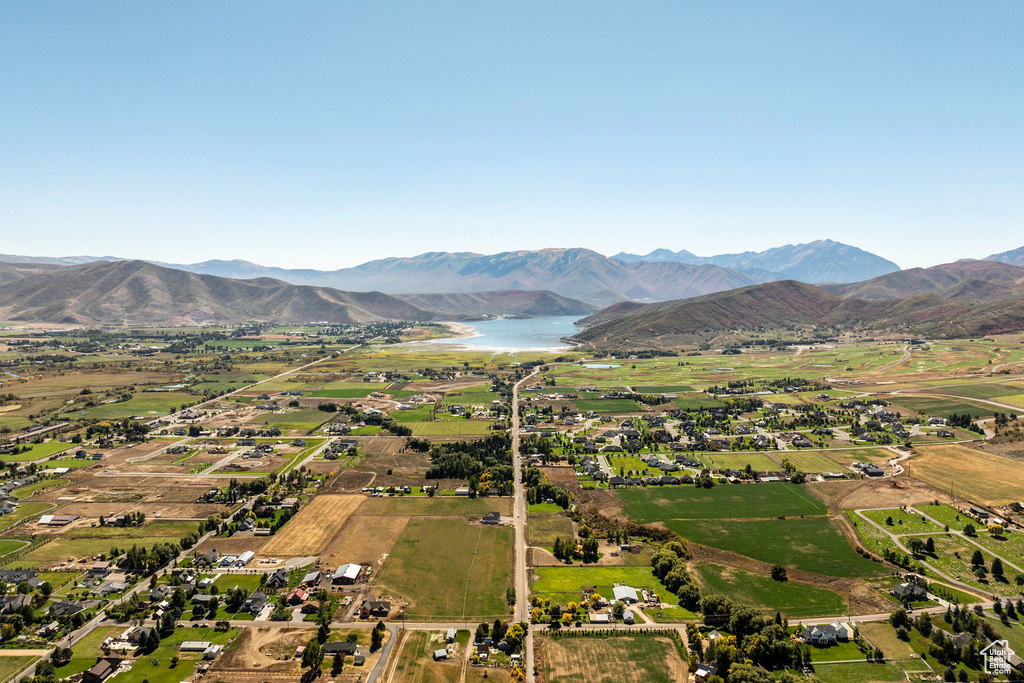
[438,321,478,340]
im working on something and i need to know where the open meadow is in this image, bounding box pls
[374,516,512,621]
[538,635,687,683]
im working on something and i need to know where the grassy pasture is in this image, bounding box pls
[859,509,945,535]
[528,514,575,548]
[0,656,37,683]
[388,630,462,683]
[374,517,512,620]
[0,442,74,461]
[531,566,664,605]
[538,635,687,683]
[358,496,512,516]
[0,501,53,531]
[674,518,882,577]
[907,444,1024,505]
[698,451,781,471]
[248,409,334,430]
[616,483,827,521]
[572,399,644,413]
[779,450,844,473]
[926,382,1024,399]
[888,396,996,419]
[693,562,847,618]
[408,421,496,436]
[632,385,695,393]
[60,391,194,420]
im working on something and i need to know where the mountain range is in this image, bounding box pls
[611,239,901,283]
[0,239,930,305]
[0,261,594,325]
[572,260,1024,348]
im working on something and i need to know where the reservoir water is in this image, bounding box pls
[430,315,582,352]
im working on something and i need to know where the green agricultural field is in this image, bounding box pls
[667,395,727,410]
[572,399,644,413]
[858,509,945,535]
[310,387,378,398]
[249,410,334,430]
[927,382,1024,400]
[408,420,496,436]
[779,450,844,473]
[0,442,75,462]
[529,515,575,549]
[812,662,917,683]
[391,406,434,422]
[888,396,996,419]
[0,501,53,531]
[13,478,69,500]
[0,539,29,558]
[926,534,1021,597]
[675,518,882,577]
[844,511,901,558]
[616,483,827,521]
[0,656,37,683]
[699,452,781,471]
[60,391,195,420]
[632,385,695,393]
[374,517,512,621]
[693,562,847,618]
[531,566,664,605]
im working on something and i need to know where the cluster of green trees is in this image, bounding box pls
[651,542,700,608]
[694,601,813,677]
[425,433,512,480]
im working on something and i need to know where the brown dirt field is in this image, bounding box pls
[574,487,623,519]
[192,534,271,558]
[360,453,432,478]
[214,627,309,674]
[324,469,376,492]
[37,479,229,520]
[538,466,581,490]
[832,476,946,511]
[690,543,891,616]
[536,635,687,683]
[260,495,365,557]
[322,514,410,569]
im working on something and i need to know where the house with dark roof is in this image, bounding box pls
[82,658,121,683]
[242,591,269,614]
[324,641,359,656]
[265,568,290,589]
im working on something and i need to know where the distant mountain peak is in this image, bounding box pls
[611,240,899,283]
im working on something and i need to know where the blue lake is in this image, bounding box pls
[432,315,582,352]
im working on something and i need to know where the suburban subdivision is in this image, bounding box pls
[0,307,1023,683]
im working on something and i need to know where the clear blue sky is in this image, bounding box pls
[2,1,1022,269]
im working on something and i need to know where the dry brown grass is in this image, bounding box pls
[260,494,364,556]
[537,635,687,683]
[322,514,409,569]
[908,443,1024,505]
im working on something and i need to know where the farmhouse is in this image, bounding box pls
[242,591,269,614]
[801,622,852,645]
[893,583,928,602]
[82,658,121,683]
[265,567,290,589]
[612,586,639,604]
[482,511,501,525]
[333,563,362,584]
